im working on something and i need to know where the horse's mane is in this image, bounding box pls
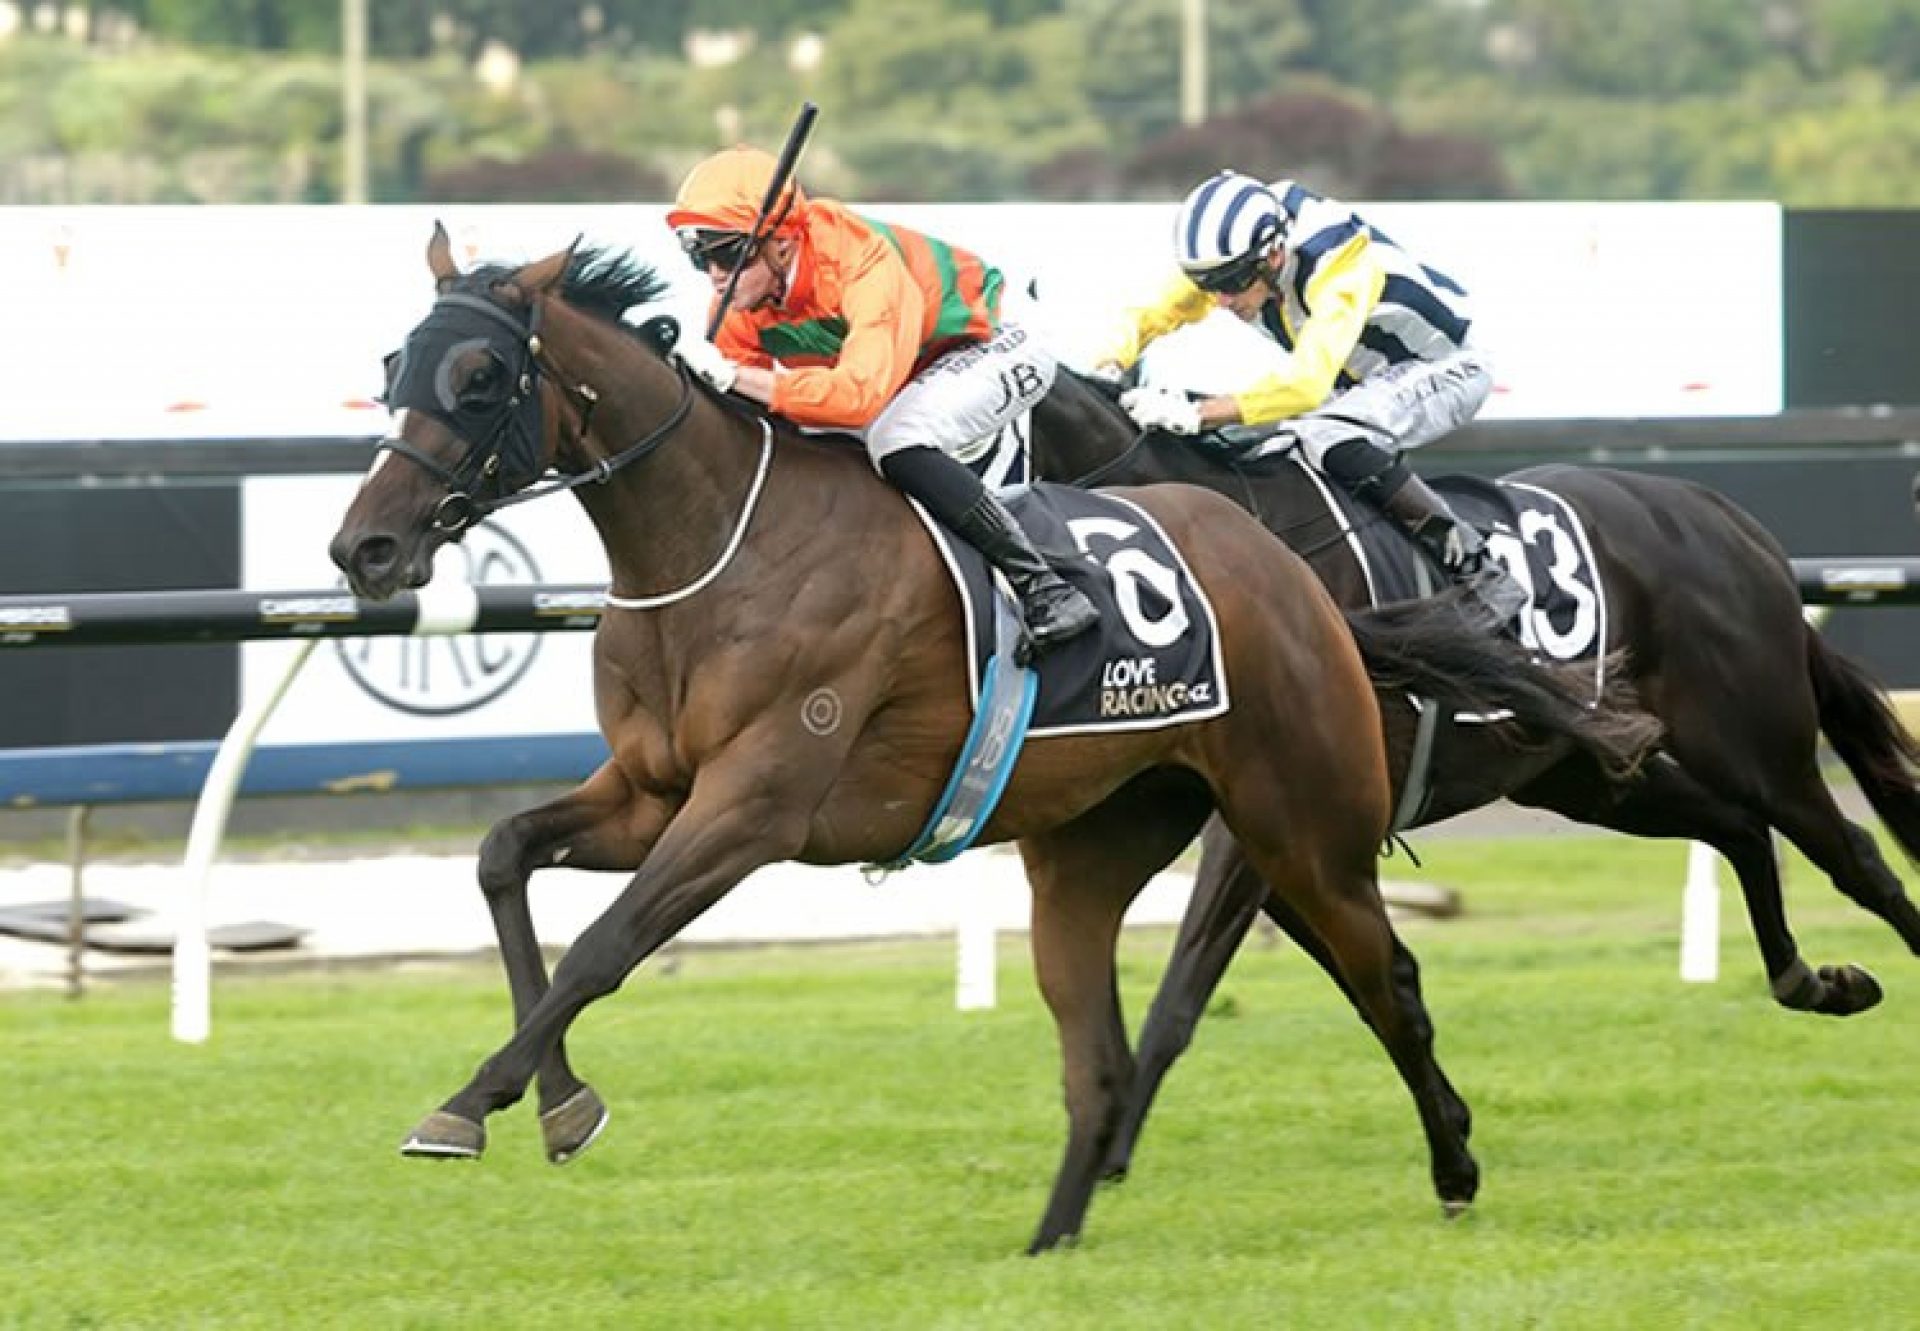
[561,245,673,330]
[462,245,674,344]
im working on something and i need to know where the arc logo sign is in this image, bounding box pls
[334,524,544,716]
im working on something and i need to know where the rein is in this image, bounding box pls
[374,291,696,537]
[1064,413,1383,569]
[1065,428,1152,489]
[1065,424,1272,528]
[484,355,694,518]
[378,284,770,612]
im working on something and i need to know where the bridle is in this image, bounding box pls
[375,288,696,537]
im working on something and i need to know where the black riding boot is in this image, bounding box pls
[881,445,1099,659]
[1381,473,1529,629]
[951,491,1101,657]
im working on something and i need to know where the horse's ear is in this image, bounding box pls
[426,221,458,286]
[513,239,576,298]
[638,315,680,355]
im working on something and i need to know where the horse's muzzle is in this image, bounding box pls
[330,528,413,602]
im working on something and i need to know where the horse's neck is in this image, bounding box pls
[1030,376,1136,482]
[571,363,768,603]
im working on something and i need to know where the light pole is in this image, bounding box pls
[1180,0,1206,126]
[342,0,368,202]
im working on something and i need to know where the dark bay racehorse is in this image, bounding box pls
[1031,369,1920,1182]
[328,231,1655,1252]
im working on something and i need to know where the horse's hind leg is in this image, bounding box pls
[1022,781,1210,1254]
[1636,620,1917,1007]
[1765,771,1920,964]
[1105,817,1471,1185]
[1515,753,1883,1016]
[1211,785,1478,1215]
[466,761,669,1161]
[1102,816,1266,1184]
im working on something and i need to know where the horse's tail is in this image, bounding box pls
[1343,592,1661,780]
[1808,631,1920,865]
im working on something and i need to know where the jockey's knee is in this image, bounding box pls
[1322,437,1410,507]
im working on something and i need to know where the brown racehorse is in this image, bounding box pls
[329,230,1655,1252]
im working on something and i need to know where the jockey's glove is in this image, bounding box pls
[674,337,740,394]
[1087,360,1126,386]
[1120,384,1201,436]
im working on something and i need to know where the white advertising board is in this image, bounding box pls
[5,198,1780,445]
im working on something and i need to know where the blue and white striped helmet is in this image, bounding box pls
[1173,171,1287,279]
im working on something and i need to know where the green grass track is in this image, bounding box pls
[4,833,1918,1328]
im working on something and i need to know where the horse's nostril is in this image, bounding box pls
[354,536,399,578]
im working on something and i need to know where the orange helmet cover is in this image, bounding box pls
[665,146,810,236]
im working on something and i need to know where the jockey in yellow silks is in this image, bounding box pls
[1095,170,1526,629]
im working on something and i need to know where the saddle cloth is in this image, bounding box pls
[908,483,1230,737]
[1283,459,1610,684]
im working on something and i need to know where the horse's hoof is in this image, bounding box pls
[1026,1230,1080,1256]
[1440,1199,1473,1221]
[1778,960,1885,1016]
[400,1110,486,1160]
[541,1085,610,1164]
[1816,963,1883,1016]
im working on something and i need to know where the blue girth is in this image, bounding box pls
[867,594,1036,871]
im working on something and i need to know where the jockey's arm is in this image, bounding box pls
[764,261,923,429]
[1096,272,1217,373]
[1199,232,1387,430]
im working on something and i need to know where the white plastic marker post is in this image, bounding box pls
[1679,841,1720,984]
[170,576,492,1042]
[955,889,997,1011]
[172,637,319,1043]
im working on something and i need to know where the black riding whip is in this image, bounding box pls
[706,100,821,342]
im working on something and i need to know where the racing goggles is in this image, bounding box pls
[677,226,757,271]
[1190,251,1270,295]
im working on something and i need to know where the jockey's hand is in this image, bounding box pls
[1087,360,1126,386]
[674,338,739,394]
[1120,385,1201,436]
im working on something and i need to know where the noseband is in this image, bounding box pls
[375,289,696,536]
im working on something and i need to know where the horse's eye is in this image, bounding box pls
[459,362,501,405]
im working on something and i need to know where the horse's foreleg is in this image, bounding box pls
[1101,816,1265,1185]
[474,761,671,1162]
[403,772,809,1160]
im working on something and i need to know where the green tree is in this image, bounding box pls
[1805,0,1920,82]
[816,0,1100,196]
[134,0,333,50]
[1069,0,1311,146]
[1485,0,1775,98]
[1296,0,1488,96]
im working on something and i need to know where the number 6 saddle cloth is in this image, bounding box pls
[905,482,1231,737]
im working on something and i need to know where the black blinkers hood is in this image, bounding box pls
[384,291,544,492]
